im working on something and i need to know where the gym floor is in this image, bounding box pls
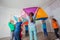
[0,32,57,40]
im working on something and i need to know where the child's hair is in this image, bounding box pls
[10,20,14,23]
[18,17,22,22]
[42,20,45,23]
[29,12,34,22]
[52,18,57,22]
[29,12,34,16]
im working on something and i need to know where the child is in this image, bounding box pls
[42,20,48,37]
[14,17,22,40]
[23,21,29,36]
[27,12,38,40]
[8,20,15,40]
[51,18,60,40]
[25,24,29,36]
[19,20,23,40]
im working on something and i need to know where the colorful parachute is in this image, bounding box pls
[23,7,48,20]
[35,8,48,20]
[23,7,38,15]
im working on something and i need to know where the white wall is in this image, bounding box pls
[0,0,60,38]
[0,7,23,38]
[45,0,60,25]
[0,0,53,8]
[44,0,60,32]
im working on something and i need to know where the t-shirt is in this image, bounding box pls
[42,22,47,29]
[26,16,36,31]
[52,20,58,29]
[25,25,28,31]
[8,22,15,32]
[15,22,22,32]
[28,22,36,31]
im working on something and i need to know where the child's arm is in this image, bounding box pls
[56,22,59,28]
[33,15,36,23]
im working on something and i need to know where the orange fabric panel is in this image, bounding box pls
[52,20,58,29]
[36,8,48,19]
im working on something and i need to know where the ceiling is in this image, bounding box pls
[0,0,56,8]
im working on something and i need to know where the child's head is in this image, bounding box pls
[10,20,14,23]
[52,18,57,22]
[29,12,34,17]
[18,17,22,22]
[42,20,45,23]
[29,12,34,22]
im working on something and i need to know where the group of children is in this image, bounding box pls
[8,18,22,40]
[8,12,60,40]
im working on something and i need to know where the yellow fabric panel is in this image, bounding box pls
[36,8,48,19]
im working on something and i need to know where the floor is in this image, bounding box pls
[0,32,57,40]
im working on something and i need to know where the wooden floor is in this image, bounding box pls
[22,32,57,40]
[0,32,57,40]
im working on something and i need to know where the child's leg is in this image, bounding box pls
[25,30,29,36]
[14,32,17,40]
[25,30,27,36]
[54,28,60,38]
[20,32,22,40]
[29,30,33,40]
[34,30,38,40]
[17,33,21,40]
[43,28,48,36]
[25,25,29,36]
[27,30,29,36]
[14,37,17,40]
[10,31,14,40]
[14,32,21,40]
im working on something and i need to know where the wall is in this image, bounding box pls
[0,7,23,38]
[45,0,60,25]
[44,0,60,32]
